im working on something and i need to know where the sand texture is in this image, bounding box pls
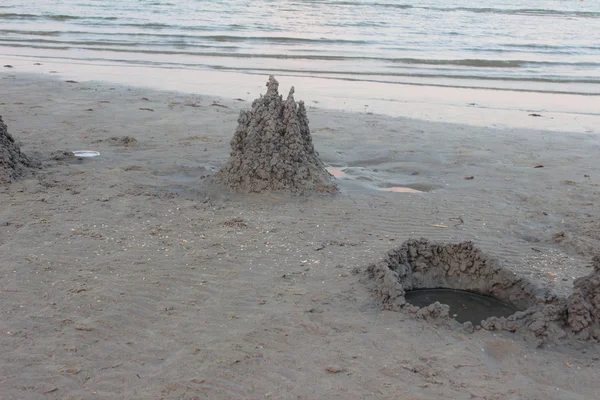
[216,76,336,194]
[1,74,600,400]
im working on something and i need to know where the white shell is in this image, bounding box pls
[72,151,100,158]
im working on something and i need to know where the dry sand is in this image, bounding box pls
[1,73,600,399]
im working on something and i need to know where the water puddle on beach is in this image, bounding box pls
[379,187,423,193]
[326,167,426,193]
[405,289,519,324]
[326,167,346,178]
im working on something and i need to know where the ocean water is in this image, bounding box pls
[1,0,599,95]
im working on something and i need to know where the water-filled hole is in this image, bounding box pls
[405,288,519,324]
[368,239,540,325]
[369,240,600,342]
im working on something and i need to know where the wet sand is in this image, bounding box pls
[2,55,600,133]
[1,73,600,399]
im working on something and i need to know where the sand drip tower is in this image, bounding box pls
[216,76,336,194]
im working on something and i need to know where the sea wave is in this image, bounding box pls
[3,50,598,96]
[1,0,598,94]
[0,29,63,36]
[0,12,118,21]
[3,29,597,56]
[214,65,600,85]
[0,38,238,50]
[439,7,600,18]
[2,40,596,70]
[118,22,172,29]
[304,2,600,18]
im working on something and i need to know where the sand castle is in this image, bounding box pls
[216,76,337,194]
[0,115,35,184]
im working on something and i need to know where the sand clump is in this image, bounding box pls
[216,76,336,194]
[367,238,600,345]
[566,256,600,340]
[101,136,138,147]
[0,114,36,183]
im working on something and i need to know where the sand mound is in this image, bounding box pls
[367,238,600,345]
[216,76,336,194]
[100,136,138,147]
[566,256,600,341]
[0,115,35,184]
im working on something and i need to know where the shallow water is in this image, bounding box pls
[379,187,422,193]
[405,288,519,324]
[1,0,599,94]
[326,167,346,178]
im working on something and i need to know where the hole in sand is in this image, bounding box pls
[369,240,600,342]
[405,288,519,324]
[368,239,538,325]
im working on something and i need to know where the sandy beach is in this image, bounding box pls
[1,70,600,399]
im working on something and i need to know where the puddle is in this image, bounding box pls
[379,182,435,192]
[379,187,422,193]
[326,167,346,178]
[405,288,518,324]
[326,165,432,193]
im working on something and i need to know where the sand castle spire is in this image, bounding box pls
[216,75,336,194]
[266,75,279,97]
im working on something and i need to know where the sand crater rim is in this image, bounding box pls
[368,239,541,326]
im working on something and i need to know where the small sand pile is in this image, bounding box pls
[216,76,336,194]
[0,115,35,184]
[100,136,138,147]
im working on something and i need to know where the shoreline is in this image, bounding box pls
[2,72,600,399]
[2,55,599,134]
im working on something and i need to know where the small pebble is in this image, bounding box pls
[326,365,345,374]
